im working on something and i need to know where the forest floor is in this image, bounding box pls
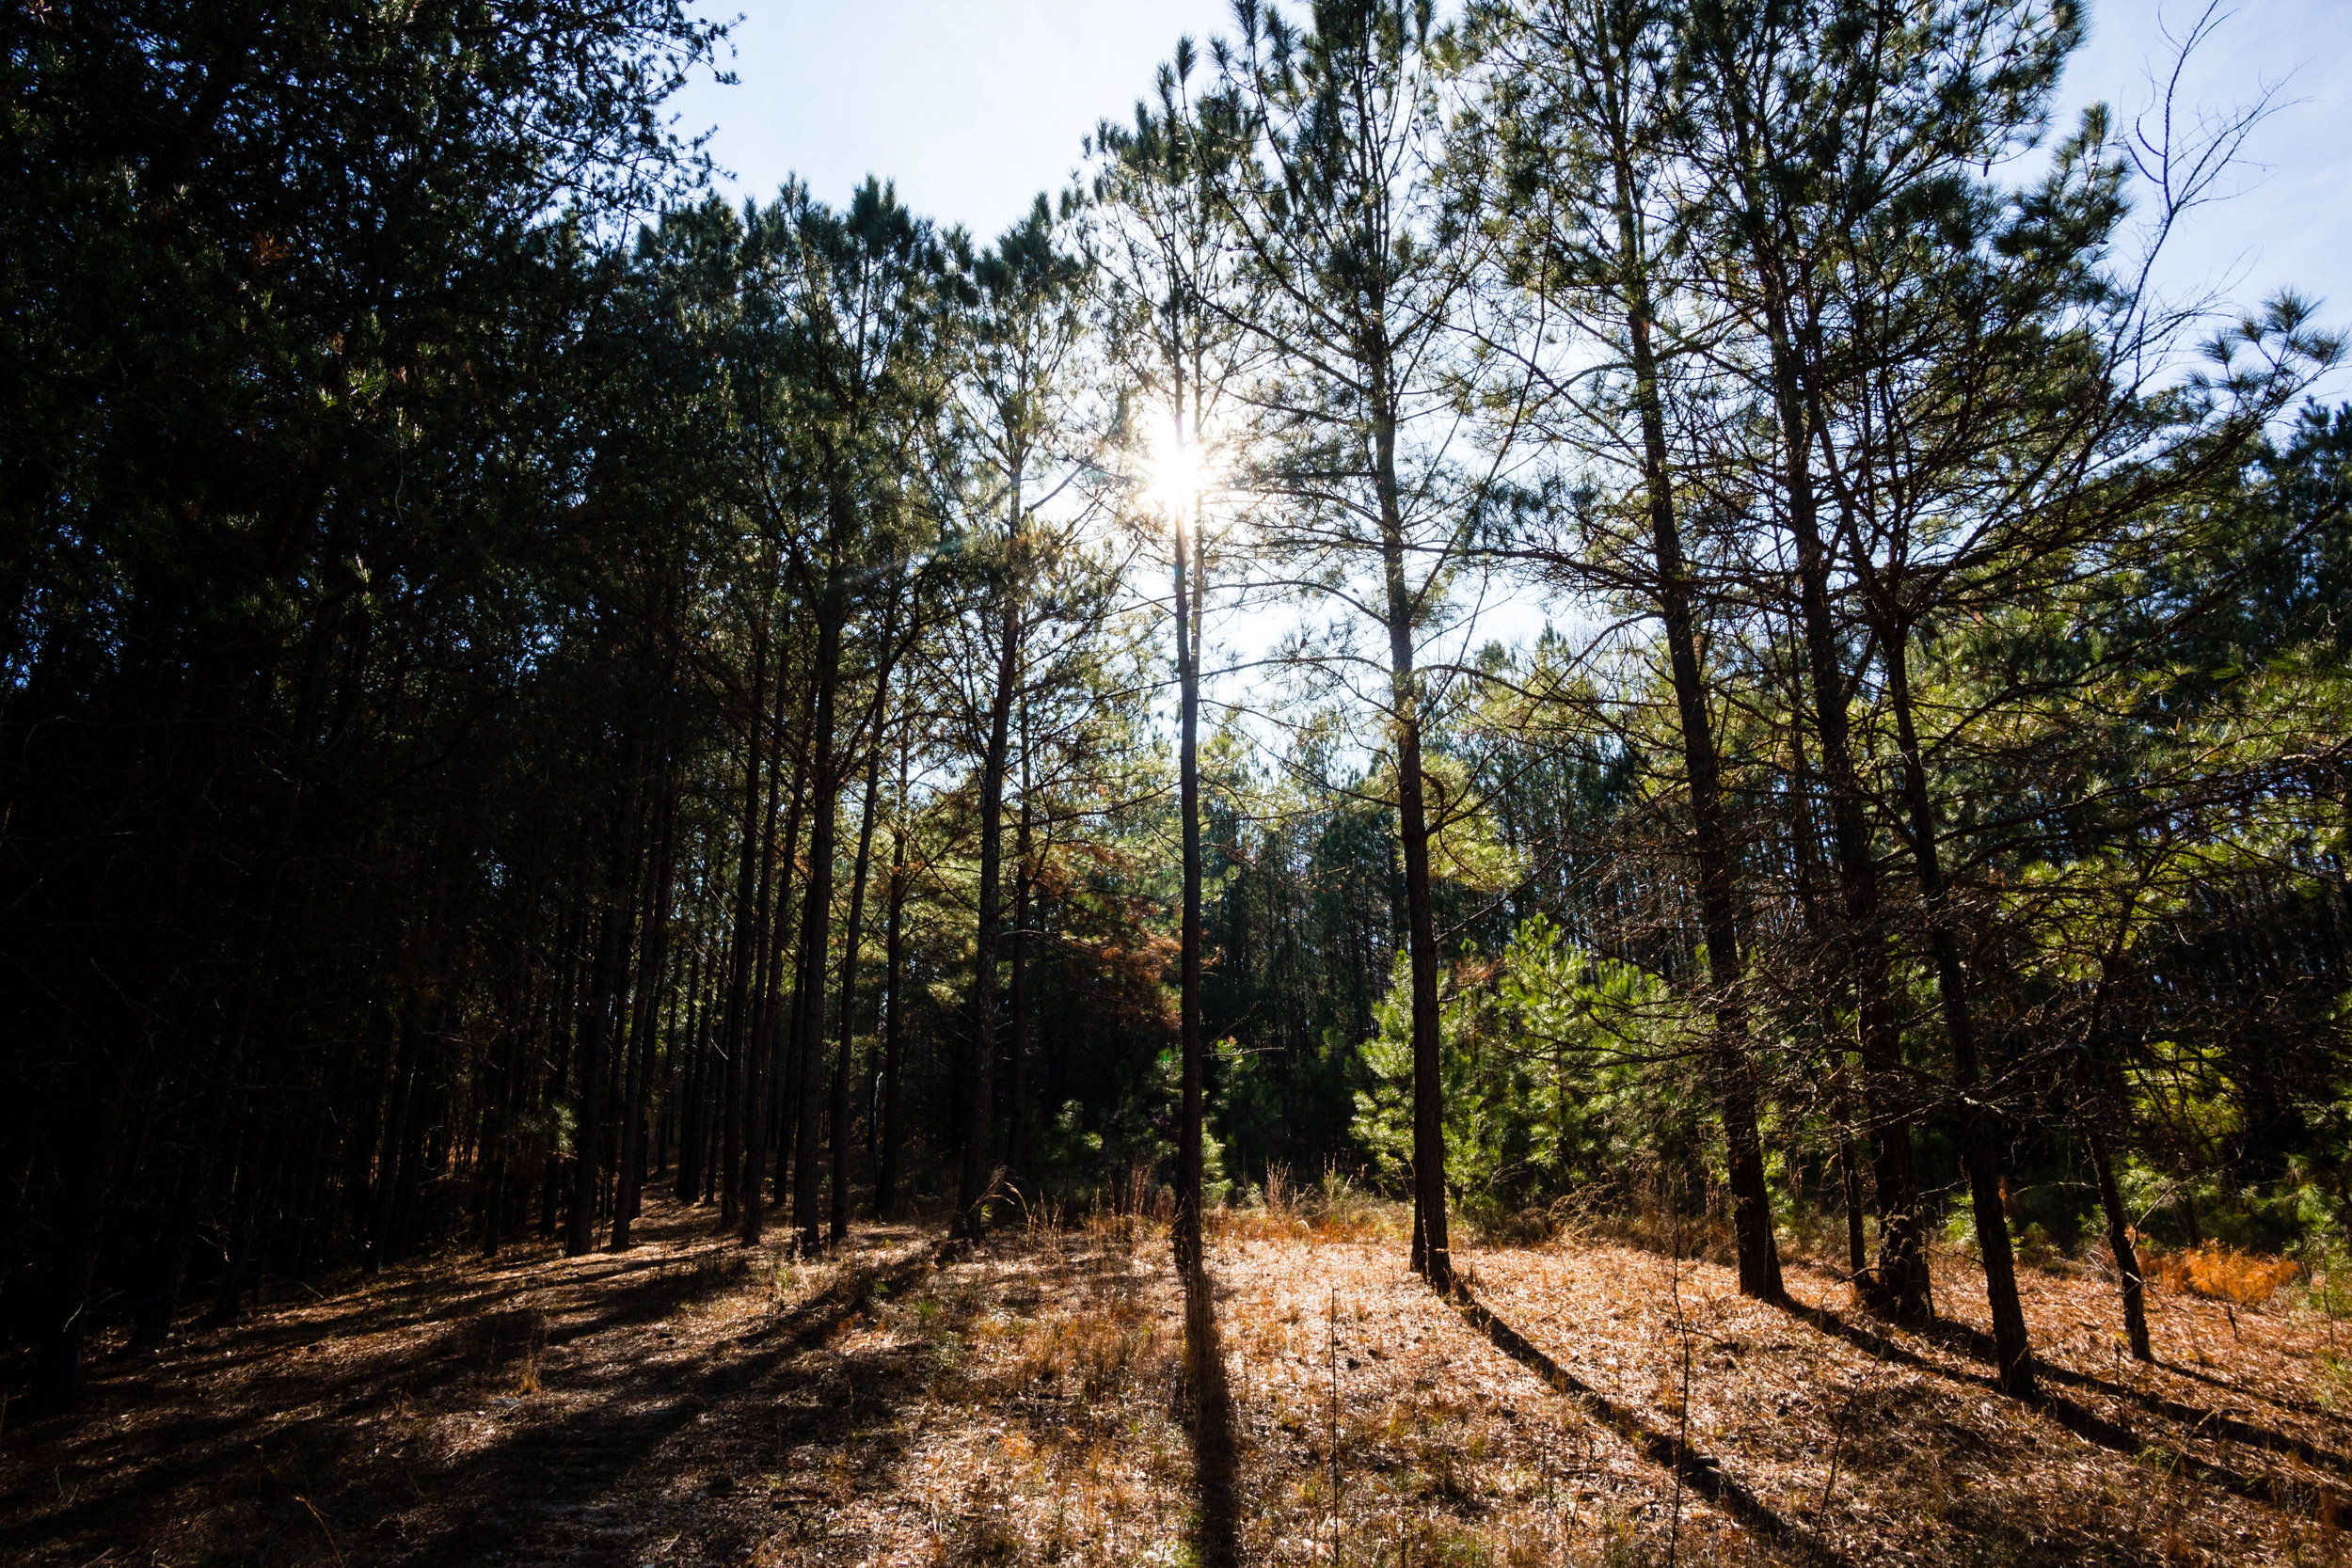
[6,1197,2351,1567]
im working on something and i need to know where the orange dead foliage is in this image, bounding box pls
[2147,1242,2307,1307]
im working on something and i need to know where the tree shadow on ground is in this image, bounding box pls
[379,1236,947,1567]
[1449,1284,1851,1568]
[1184,1263,1240,1568]
[1781,1298,2345,1524]
[1905,1309,2352,1475]
[0,1207,952,1568]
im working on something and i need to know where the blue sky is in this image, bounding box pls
[668,0,2352,366]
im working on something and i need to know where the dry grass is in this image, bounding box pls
[2146,1243,2308,1307]
[1209,1164,1405,1247]
[8,1202,2352,1566]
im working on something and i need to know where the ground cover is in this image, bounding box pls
[5,1198,2347,1566]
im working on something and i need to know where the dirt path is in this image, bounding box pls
[7,1204,2349,1566]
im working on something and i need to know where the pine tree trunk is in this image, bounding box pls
[1784,671,1873,1286]
[614,781,676,1249]
[2086,1119,2154,1360]
[741,664,801,1245]
[1884,632,2032,1392]
[538,952,576,1239]
[791,544,850,1255]
[367,1001,424,1273]
[2076,948,2153,1360]
[1372,390,1450,1291]
[877,728,912,1220]
[1174,506,1205,1279]
[833,740,883,1243]
[1758,291,1931,1320]
[677,943,707,1203]
[571,717,648,1258]
[717,613,770,1228]
[747,682,808,1244]
[961,478,1023,1240]
[1610,139,1781,1297]
[134,991,253,1345]
[1008,706,1035,1184]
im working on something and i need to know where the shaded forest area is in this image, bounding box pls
[6,0,2352,1560]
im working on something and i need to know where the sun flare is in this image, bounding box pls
[1142,413,1214,515]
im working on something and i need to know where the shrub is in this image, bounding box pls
[2145,1241,2304,1306]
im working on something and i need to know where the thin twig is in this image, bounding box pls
[295,1495,346,1567]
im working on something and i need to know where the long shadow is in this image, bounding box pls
[7,1222,1160,1567]
[1780,1300,2344,1523]
[2166,1356,2346,1423]
[0,1232,792,1561]
[385,1241,949,1567]
[1448,1286,1851,1568]
[1903,1311,2352,1477]
[0,1231,908,1560]
[1184,1263,1241,1568]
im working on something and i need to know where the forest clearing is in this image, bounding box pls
[8,1,2352,1564]
[6,1194,2348,1567]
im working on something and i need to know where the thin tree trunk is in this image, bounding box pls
[1609,124,1781,1299]
[1760,293,1931,1319]
[716,611,770,1228]
[2086,1120,2153,1360]
[1373,388,1450,1291]
[677,942,707,1202]
[614,778,676,1249]
[1884,629,2032,1392]
[1784,656,1872,1285]
[876,726,912,1220]
[833,738,883,1243]
[742,642,802,1245]
[482,971,533,1257]
[1008,700,1035,1183]
[133,991,253,1344]
[1700,25,1932,1315]
[791,541,850,1255]
[2079,925,2154,1360]
[1173,499,1206,1279]
[960,476,1023,1240]
[571,710,648,1257]
[366,1000,424,1274]
[764,716,812,1215]
[538,941,578,1238]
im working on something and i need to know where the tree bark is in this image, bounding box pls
[1697,11,1931,1318]
[717,613,769,1230]
[791,541,850,1256]
[1008,700,1035,1185]
[1762,300,1931,1319]
[762,712,811,1217]
[960,475,1023,1240]
[569,710,648,1257]
[739,639,791,1246]
[676,942,707,1203]
[2087,1119,2153,1361]
[876,726,912,1220]
[133,990,253,1343]
[1884,630,2032,1392]
[1372,388,1451,1291]
[1607,116,1782,1299]
[613,777,676,1249]
[367,1000,424,1273]
[833,737,883,1243]
[1173,501,1206,1279]
[2079,932,2154,1360]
